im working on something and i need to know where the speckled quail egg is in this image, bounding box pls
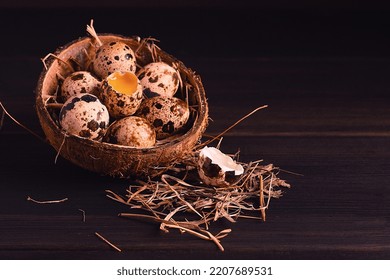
[136,96,190,139]
[137,62,180,98]
[197,146,244,187]
[101,71,143,119]
[59,93,109,140]
[61,71,101,102]
[92,41,136,79]
[103,116,156,148]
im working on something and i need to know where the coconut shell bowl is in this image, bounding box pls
[36,34,208,178]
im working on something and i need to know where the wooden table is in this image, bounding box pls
[0,6,389,260]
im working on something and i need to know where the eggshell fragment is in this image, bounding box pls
[59,93,109,140]
[197,146,244,187]
[103,116,156,148]
[137,62,179,98]
[136,96,190,139]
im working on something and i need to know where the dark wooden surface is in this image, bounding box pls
[0,6,389,260]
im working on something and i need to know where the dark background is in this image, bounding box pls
[0,1,389,259]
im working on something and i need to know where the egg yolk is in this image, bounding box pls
[107,72,138,95]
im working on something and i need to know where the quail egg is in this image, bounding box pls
[101,71,143,119]
[61,71,101,102]
[103,116,156,148]
[59,93,109,140]
[92,41,136,79]
[136,96,190,139]
[137,62,179,98]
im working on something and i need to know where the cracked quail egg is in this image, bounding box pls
[92,41,136,79]
[61,71,101,102]
[137,62,179,98]
[103,116,156,148]
[136,96,189,139]
[101,71,143,119]
[59,93,109,140]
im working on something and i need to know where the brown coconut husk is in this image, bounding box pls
[36,34,208,178]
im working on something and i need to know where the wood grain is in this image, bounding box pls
[0,7,389,260]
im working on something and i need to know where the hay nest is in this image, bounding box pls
[106,147,291,251]
[36,34,208,178]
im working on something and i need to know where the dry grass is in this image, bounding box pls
[106,148,290,251]
[26,196,68,204]
[95,232,122,252]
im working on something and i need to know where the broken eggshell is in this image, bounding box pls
[101,71,143,119]
[197,146,244,187]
